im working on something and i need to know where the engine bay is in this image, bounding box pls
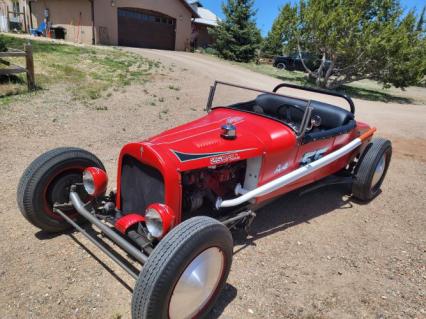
[181,161,246,219]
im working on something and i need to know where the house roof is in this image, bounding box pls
[187,0,203,7]
[179,0,200,18]
[187,0,220,27]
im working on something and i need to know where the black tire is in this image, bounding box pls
[352,138,392,202]
[277,62,286,70]
[17,147,105,232]
[132,216,233,319]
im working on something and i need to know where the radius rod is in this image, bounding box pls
[54,207,139,280]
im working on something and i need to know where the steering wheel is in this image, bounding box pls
[276,103,306,130]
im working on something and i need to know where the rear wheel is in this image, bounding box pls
[132,216,233,319]
[17,147,105,232]
[277,62,286,70]
[352,138,392,202]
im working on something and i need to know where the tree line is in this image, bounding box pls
[210,0,426,89]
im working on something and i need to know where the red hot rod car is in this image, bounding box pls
[17,82,391,319]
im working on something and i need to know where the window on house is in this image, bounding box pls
[12,1,20,17]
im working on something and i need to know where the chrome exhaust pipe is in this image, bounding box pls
[217,128,376,209]
[69,187,148,264]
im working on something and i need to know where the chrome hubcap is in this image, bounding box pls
[371,154,386,189]
[169,247,224,319]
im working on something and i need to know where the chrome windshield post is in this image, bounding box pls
[297,100,313,141]
[205,81,218,112]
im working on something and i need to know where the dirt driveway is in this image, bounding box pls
[0,48,425,319]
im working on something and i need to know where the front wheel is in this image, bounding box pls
[17,147,105,232]
[132,216,233,319]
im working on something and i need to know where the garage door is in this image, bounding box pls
[118,8,176,50]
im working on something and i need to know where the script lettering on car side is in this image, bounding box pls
[210,153,241,165]
[274,162,289,175]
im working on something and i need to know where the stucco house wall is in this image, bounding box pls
[30,0,93,44]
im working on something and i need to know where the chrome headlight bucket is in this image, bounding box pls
[83,170,95,195]
[145,208,163,238]
[82,167,108,197]
[145,204,175,239]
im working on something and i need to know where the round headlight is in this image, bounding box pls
[145,208,163,238]
[83,169,95,195]
[82,167,108,197]
[145,204,175,239]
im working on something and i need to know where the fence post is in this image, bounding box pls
[23,6,28,33]
[24,43,35,91]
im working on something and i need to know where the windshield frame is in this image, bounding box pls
[205,80,311,112]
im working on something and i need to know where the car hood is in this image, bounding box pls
[139,108,297,171]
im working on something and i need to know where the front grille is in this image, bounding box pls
[120,155,165,215]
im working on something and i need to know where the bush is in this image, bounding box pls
[0,37,7,52]
[201,47,218,56]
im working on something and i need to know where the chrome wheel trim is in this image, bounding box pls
[371,154,386,189]
[169,247,225,319]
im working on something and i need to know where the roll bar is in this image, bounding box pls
[273,83,355,114]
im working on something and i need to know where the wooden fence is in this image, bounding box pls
[0,44,35,91]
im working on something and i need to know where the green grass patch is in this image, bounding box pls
[0,34,159,103]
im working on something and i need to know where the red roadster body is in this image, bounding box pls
[117,106,370,222]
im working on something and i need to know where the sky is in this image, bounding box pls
[201,0,426,36]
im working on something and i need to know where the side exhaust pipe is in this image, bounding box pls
[216,128,376,209]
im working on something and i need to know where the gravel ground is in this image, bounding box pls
[0,48,425,319]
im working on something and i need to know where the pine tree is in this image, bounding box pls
[262,4,297,55]
[210,0,261,62]
[417,6,425,32]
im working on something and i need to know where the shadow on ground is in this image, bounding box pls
[234,183,353,254]
[0,74,25,85]
[213,183,354,316]
[340,85,413,104]
[271,72,414,104]
[36,225,137,293]
[69,231,136,292]
[0,74,43,98]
